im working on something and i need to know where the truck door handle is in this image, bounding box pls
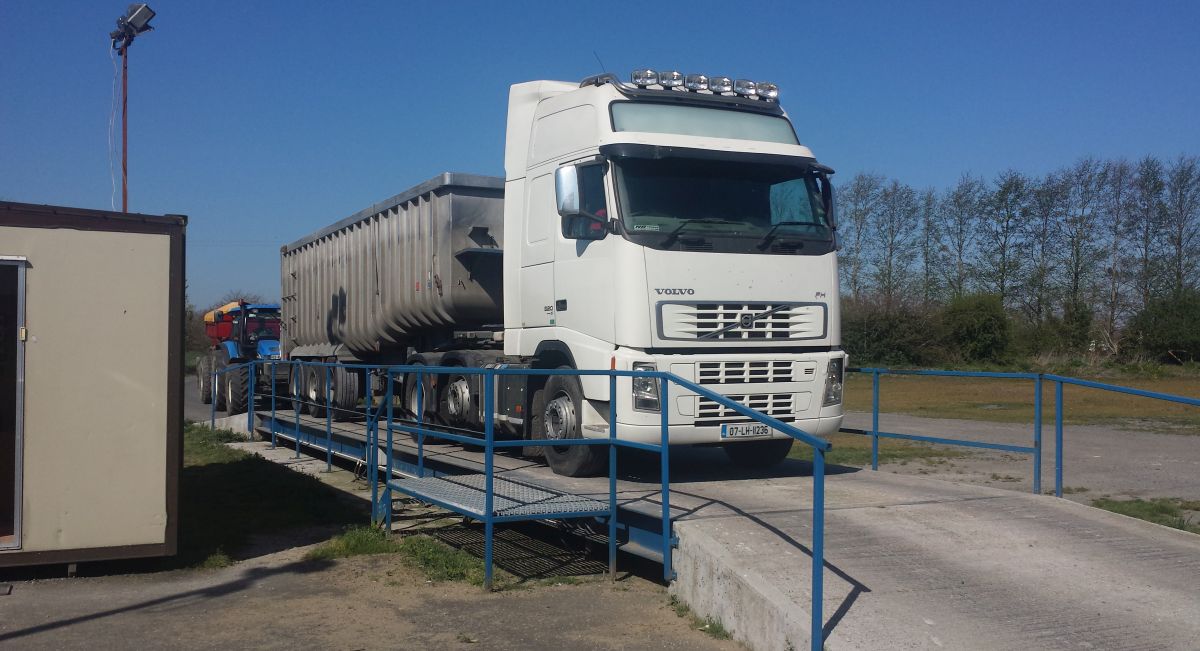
[555,299,567,311]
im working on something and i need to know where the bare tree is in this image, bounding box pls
[1060,156,1104,308]
[937,174,985,298]
[1163,154,1200,295]
[838,173,885,301]
[978,170,1030,308]
[871,180,919,313]
[1128,156,1167,309]
[918,187,942,305]
[1021,171,1065,329]
[1098,158,1134,347]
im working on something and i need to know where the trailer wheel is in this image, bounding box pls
[305,365,328,418]
[402,365,429,423]
[542,368,605,477]
[226,365,249,416]
[331,366,360,421]
[288,363,306,414]
[197,357,213,405]
[722,438,793,468]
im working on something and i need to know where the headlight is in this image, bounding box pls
[823,358,844,406]
[632,362,660,412]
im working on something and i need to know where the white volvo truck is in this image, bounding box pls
[282,70,845,476]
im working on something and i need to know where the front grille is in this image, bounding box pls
[659,302,826,340]
[695,393,796,425]
[698,360,793,384]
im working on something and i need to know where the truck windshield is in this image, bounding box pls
[613,157,834,255]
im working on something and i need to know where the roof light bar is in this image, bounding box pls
[623,69,780,101]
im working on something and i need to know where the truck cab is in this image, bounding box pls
[502,71,845,473]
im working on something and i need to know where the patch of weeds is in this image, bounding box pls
[395,534,506,587]
[456,632,479,644]
[989,473,1021,483]
[197,549,233,569]
[1091,498,1200,534]
[1061,486,1090,494]
[306,526,402,561]
[668,595,732,640]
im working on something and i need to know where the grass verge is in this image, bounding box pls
[788,433,971,467]
[1091,497,1200,534]
[176,424,361,568]
[305,526,402,561]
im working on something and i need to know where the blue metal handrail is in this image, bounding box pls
[215,358,832,651]
[849,367,1200,498]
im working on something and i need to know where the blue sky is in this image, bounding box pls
[3,1,1198,307]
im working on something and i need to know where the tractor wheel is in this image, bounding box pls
[213,359,228,411]
[226,365,249,416]
[542,367,606,477]
[197,356,213,405]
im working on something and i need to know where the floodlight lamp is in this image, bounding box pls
[125,4,156,33]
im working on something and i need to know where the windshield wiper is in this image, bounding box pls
[659,218,743,246]
[757,221,818,249]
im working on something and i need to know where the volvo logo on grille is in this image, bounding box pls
[655,288,695,295]
[739,313,756,329]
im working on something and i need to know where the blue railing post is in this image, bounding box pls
[270,361,277,449]
[660,375,672,582]
[871,370,880,470]
[294,362,302,458]
[209,367,216,429]
[325,366,333,471]
[483,369,495,591]
[1054,380,1064,497]
[1033,374,1043,494]
[246,361,256,433]
[383,372,395,529]
[811,446,826,651]
[608,372,618,581]
[416,371,425,479]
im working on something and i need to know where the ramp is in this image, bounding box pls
[253,410,1200,650]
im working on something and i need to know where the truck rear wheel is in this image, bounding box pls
[542,368,605,477]
[305,365,327,418]
[331,366,360,421]
[723,438,793,468]
[197,357,213,405]
[226,365,249,416]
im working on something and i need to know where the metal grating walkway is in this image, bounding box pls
[389,474,610,520]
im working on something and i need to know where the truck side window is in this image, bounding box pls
[579,164,607,219]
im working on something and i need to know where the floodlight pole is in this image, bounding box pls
[121,44,129,213]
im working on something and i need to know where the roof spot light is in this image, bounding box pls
[733,79,758,97]
[684,74,709,92]
[707,76,733,94]
[631,69,659,87]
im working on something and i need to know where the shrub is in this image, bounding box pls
[940,294,1011,363]
[842,302,944,366]
[1128,290,1200,363]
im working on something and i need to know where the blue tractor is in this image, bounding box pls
[196,301,286,415]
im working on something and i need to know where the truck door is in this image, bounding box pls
[552,162,615,345]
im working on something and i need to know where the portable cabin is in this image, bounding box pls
[0,201,184,567]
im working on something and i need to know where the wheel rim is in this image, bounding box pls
[544,391,577,452]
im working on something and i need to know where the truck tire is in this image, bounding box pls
[521,384,547,459]
[542,368,605,477]
[197,357,213,405]
[289,363,306,414]
[402,366,429,422]
[226,365,249,416]
[723,438,793,468]
[331,366,360,421]
[305,364,328,418]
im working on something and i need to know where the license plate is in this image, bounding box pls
[721,423,770,439]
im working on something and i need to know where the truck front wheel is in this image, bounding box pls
[723,438,793,468]
[542,369,605,477]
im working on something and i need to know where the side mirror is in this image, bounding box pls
[555,164,608,241]
[555,165,581,217]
